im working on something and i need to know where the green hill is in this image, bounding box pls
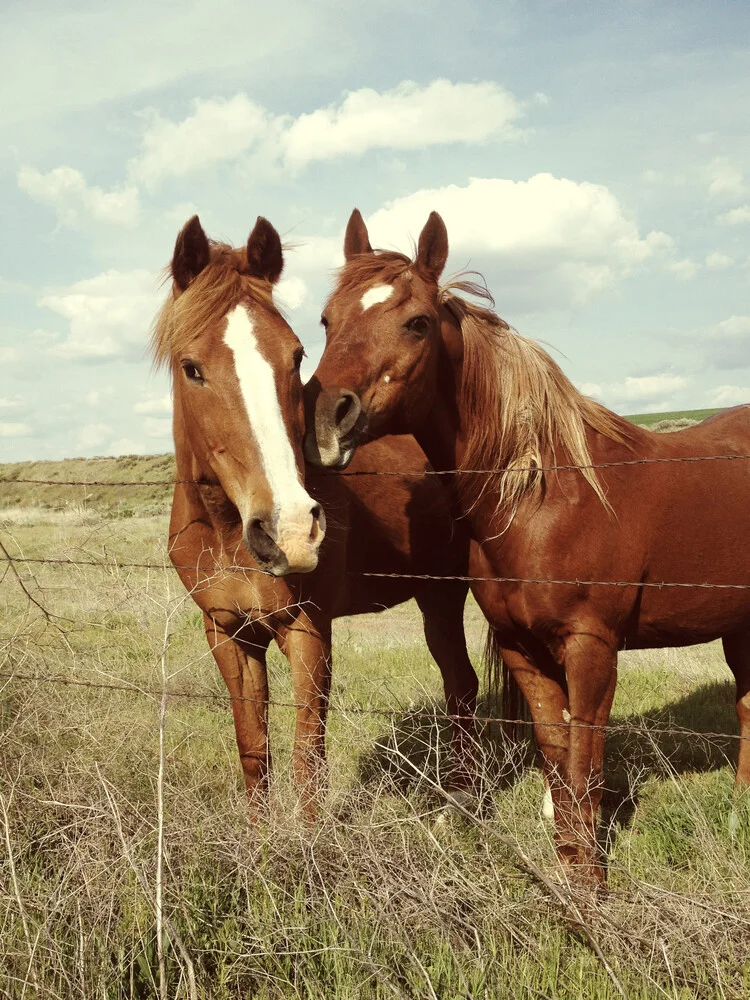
[626,407,723,427]
[0,453,176,514]
[0,408,729,514]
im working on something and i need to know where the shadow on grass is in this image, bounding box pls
[357,678,739,839]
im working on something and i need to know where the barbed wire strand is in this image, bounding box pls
[1,553,749,591]
[0,669,744,744]
[3,452,750,489]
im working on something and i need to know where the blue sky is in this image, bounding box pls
[2,0,749,461]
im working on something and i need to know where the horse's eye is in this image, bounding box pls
[405,315,430,336]
[293,347,306,372]
[320,315,329,330]
[181,360,205,384]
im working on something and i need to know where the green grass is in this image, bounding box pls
[626,407,724,427]
[1,504,749,998]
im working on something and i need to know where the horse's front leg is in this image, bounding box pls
[278,613,333,820]
[204,614,272,815]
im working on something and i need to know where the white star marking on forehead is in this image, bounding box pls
[360,284,394,311]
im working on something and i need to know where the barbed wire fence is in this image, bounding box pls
[1,462,749,750]
[1,464,749,999]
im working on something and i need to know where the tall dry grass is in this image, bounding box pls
[0,506,749,998]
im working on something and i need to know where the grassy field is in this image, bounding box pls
[625,407,724,428]
[1,443,749,999]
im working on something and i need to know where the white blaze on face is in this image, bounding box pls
[223,304,312,521]
[360,283,394,311]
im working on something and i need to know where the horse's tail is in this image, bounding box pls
[482,625,528,742]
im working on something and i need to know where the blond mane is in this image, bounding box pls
[336,250,632,524]
[151,242,276,370]
[440,290,631,523]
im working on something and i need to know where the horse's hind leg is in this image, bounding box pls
[416,580,479,797]
[722,630,750,786]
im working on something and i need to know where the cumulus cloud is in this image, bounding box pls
[127,80,525,188]
[717,204,750,226]
[664,258,700,280]
[129,94,279,190]
[275,276,308,311]
[77,423,112,450]
[0,396,24,410]
[707,157,744,199]
[0,422,32,438]
[700,315,750,370]
[42,269,160,362]
[580,374,689,412]
[282,79,524,168]
[18,166,140,227]
[106,438,147,457]
[134,394,171,415]
[86,387,114,406]
[363,174,672,310]
[710,385,750,406]
[705,251,733,270]
[144,417,172,439]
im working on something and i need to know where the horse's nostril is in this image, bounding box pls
[311,504,322,521]
[335,395,354,427]
[246,517,281,566]
[333,390,361,436]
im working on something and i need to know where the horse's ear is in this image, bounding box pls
[416,211,449,281]
[172,215,211,291]
[344,208,373,260]
[247,216,284,284]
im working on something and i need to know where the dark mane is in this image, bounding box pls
[151,241,277,370]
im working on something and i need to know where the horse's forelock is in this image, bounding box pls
[150,241,276,371]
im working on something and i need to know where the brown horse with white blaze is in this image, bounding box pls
[304,208,750,885]
[154,214,479,816]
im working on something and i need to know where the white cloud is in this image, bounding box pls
[106,438,147,457]
[717,204,750,226]
[286,236,344,275]
[581,374,690,412]
[0,396,24,410]
[700,315,750,370]
[282,79,524,168]
[43,269,160,362]
[77,423,112,450]
[86,387,114,406]
[275,276,308,311]
[127,80,525,188]
[129,94,280,190]
[710,385,750,406]
[144,417,172,439]
[705,251,733,270]
[0,422,32,438]
[665,258,700,280]
[134,394,172,415]
[18,166,140,227]
[707,157,744,199]
[0,348,19,363]
[364,174,672,309]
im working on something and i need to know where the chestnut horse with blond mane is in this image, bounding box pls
[153,214,479,816]
[304,208,750,885]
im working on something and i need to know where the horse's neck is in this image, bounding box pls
[412,317,467,474]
